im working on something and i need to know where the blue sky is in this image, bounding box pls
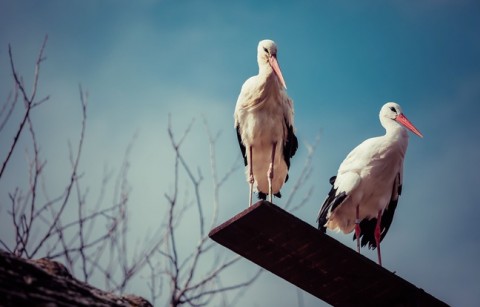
[1,0,480,306]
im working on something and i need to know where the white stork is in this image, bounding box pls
[234,39,298,207]
[317,102,423,266]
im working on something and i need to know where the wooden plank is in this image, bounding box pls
[209,201,448,307]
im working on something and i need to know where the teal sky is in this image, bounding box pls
[1,1,480,306]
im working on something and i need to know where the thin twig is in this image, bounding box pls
[0,84,19,132]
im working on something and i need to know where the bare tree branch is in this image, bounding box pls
[0,35,49,180]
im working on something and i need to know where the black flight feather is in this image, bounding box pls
[317,176,348,233]
[283,118,298,171]
[236,125,247,166]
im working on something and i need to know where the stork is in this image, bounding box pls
[234,39,298,207]
[317,102,423,266]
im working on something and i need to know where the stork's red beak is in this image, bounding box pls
[269,55,287,89]
[396,114,423,138]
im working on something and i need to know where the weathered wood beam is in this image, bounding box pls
[209,201,448,307]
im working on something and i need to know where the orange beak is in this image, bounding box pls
[396,114,423,138]
[269,55,287,89]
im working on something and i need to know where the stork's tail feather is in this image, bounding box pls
[352,220,382,250]
[258,191,282,200]
[258,192,267,200]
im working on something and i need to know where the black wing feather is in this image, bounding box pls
[283,119,298,168]
[282,118,298,183]
[317,176,347,233]
[236,125,247,166]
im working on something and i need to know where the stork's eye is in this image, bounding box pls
[390,107,397,113]
[263,47,269,54]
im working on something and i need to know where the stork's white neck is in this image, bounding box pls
[382,118,410,154]
[258,62,282,93]
[258,58,273,74]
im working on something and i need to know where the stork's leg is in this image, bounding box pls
[355,205,361,254]
[268,142,277,203]
[375,210,383,267]
[248,146,254,207]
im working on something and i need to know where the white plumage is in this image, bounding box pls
[234,39,298,206]
[317,102,423,266]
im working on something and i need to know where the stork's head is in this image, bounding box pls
[257,39,287,89]
[380,102,423,138]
